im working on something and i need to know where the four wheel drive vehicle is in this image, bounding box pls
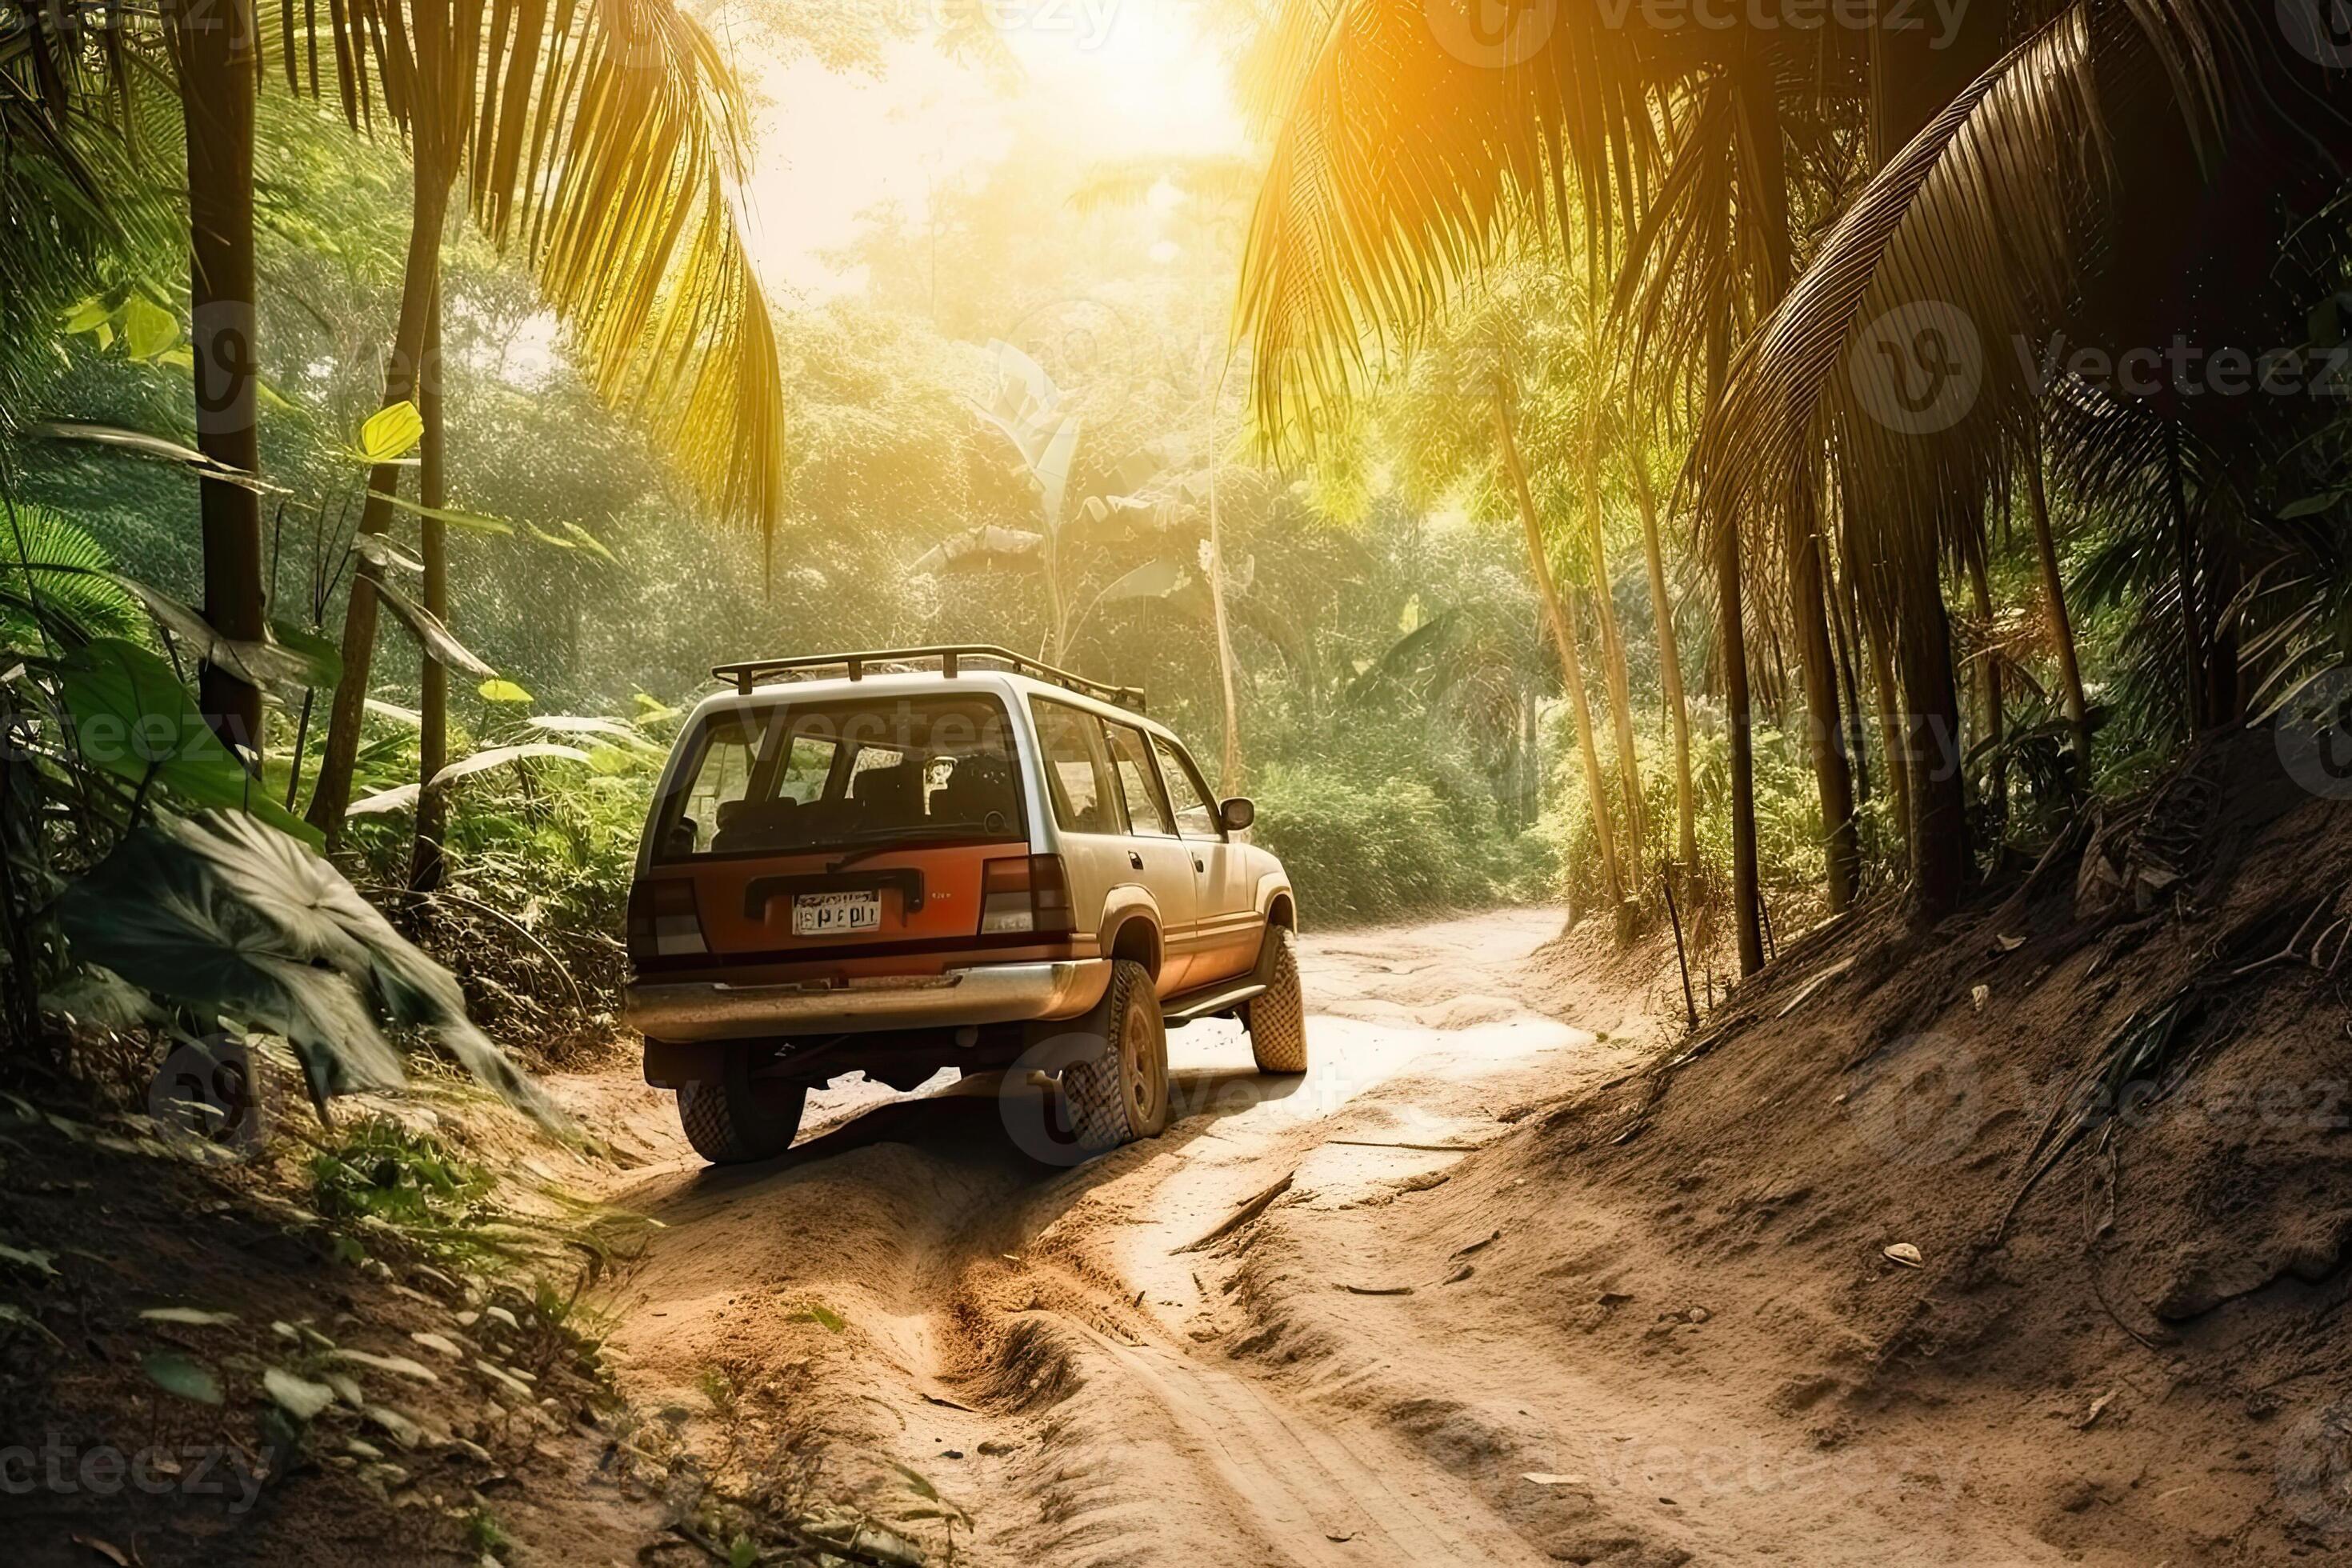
[622,646,1306,1165]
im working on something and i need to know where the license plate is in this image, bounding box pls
[792,890,882,937]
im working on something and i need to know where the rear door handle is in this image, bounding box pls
[1192,857,1206,872]
[1129,850,1145,870]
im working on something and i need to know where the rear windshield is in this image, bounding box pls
[653,694,1026,861]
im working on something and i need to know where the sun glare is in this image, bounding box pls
[742,7,1242,297]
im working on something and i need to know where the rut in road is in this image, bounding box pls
[587,910,2058,1567]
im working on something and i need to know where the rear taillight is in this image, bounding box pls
[627,878,707,960]
[981,854,1077,937]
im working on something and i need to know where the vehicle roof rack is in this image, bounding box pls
[710,644,1146,712]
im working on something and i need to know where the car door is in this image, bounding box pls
[1151,733,1260,986]
[1100,718,1200,995]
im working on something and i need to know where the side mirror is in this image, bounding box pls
[1218,796,1255,833]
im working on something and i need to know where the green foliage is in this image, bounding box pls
[1251,762,1544,924]
[311,1117,494,1234]
[0,503,144,643]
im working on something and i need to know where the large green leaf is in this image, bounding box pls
[426,744,592,794]
[374,579,497,678]
[364,490,518,537]
[52,638,321,845]
[28,422,282,494]
[57,810,556,1122]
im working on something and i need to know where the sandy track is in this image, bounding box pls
[567,911,2058,1566]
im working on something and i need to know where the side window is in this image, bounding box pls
[1152,735,1219,838]
[671,716,758,855]
[774,734,837,803]
[1105,722,1174,837]
[1031,699,1118,833]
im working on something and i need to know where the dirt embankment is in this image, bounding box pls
[14,733,2349,1567]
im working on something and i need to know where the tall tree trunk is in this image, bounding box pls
[410,286,450,891]
[307,159,453,838]
[2023,434,2092,764]
[2164,422,2206,740]
[1792,482,1858,911]
[1714,514,1765,975]
[1494,394,1626,934]
[1869,618,1913,866]
[1632,450,1696,884]
[170,0,266,762]
[1702,308,1764,976]
[1584,432,1645,898]
[1965,541,2005,843]
[1734,72,1855,916]
[1898,576,1970,920]
[1206,469,1243,794]
[1829,562,1872,808]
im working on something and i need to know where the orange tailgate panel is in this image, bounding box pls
[670,844,1005,957]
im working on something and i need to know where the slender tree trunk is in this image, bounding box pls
[1584,435,1645,899]
[2164,422,2206,740]
[1632,451,1696,884]
[1714,514,1765,975]
[170,0,266,762]
[1898,578,1971,920]
[410,285,450,891]
[1494,394,1626,934]
[307,160,453,838]
[1870,619,1913,866]
[2023,435,2091,764]
[1965,542,2005,843]
[1792,482,1858,911]
[1829,564,1871,808]
[1701,308,1764,975]
[1206,469,1243,794]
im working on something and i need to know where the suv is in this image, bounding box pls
[623,646,1304,1164]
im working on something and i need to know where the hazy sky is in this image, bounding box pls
[737,4,1248,298]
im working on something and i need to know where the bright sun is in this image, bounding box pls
[741,7,1245,297]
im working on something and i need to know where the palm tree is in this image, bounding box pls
[300,0,785,838]
[1234,0,2352,931]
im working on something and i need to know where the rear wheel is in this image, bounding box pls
[676,1046,809,1165]
[1062,958,1169,1152]
[1244,927,1307,1074]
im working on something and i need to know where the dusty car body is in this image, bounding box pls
[623,646,1305,1162]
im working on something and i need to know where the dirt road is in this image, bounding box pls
[568,912,2067,1566]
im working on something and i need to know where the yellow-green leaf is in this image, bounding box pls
[122,296,178,361]
[358,402,424,465]
[477,679,534,704]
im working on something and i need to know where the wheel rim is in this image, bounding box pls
[1122,1002,1155,1122]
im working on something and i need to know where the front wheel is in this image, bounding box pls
[1061,958,1170,1153]
[1244,927,1307,1074]
[676,1046,809,1165]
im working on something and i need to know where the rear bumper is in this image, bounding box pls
[624,958,1111,1043]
